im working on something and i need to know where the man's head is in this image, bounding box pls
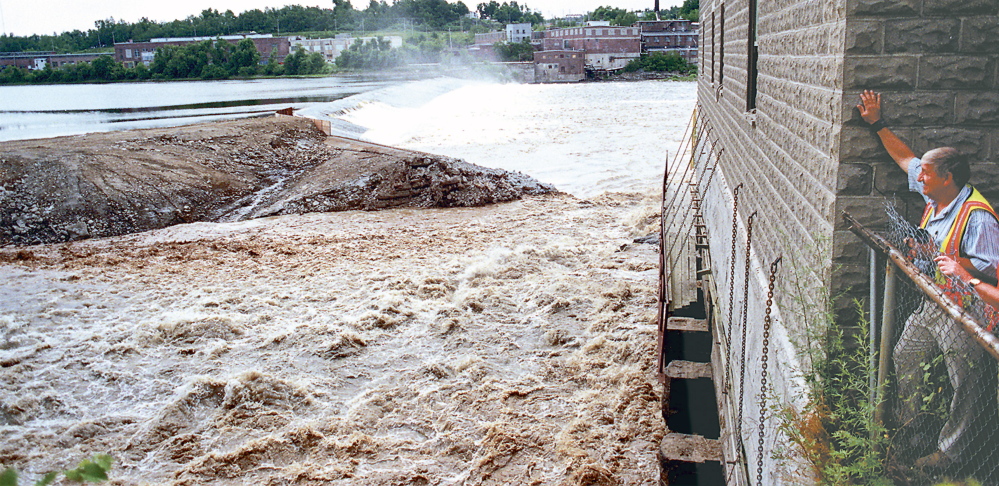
[918,147,969,203]
[924,147,970,186]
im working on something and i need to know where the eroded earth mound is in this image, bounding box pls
[0,116,555,245]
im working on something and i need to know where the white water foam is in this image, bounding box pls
[317,78,697,198]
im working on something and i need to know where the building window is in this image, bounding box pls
[719,3,725,87]
[710,12,715,83]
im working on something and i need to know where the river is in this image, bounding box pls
[0,76,406,142]
[0,76,697,485]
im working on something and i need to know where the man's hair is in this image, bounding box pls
[925,147,970,187]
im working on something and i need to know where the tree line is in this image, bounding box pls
[0,0,486,54]
[0,38,328,85]
[0,0,703,55]
[0,0,701,84]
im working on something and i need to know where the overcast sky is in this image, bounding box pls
[0,0,679,37]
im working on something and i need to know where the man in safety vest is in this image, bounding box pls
[858,90,999,475]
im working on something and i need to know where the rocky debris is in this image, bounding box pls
[0,116,556,246]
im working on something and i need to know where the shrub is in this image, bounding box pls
[622,52,693,74]
[1,454,113,486]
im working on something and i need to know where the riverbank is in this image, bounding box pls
[0,116,555,246]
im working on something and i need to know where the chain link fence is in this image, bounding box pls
[847,206,999,485]
[659,108,999,484]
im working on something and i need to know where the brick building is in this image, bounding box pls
[1,52,103,70]
[542,25,641,71]
[637,19,699,64]
[533,49,585,82]
[684,0,999,480]
[114,34,291,68]
[469,31,507,60]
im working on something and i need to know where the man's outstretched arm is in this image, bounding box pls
[857,90,917,171]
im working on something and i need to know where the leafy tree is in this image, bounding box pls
[678,0,699,21]
[226,38,261,76]
[306,51,328,74]
[200,64,228,79]
[622,52,694,73]
[393,0,470,30]
[90,55,126,80]
[332,0,357,30]
[133,62,152,80]
[0,66,28,84]
[586,6,640,26]
[284,48,306,75]
[335,37,402,69]
[476,1,542,24]
[493,39,534,62]
[477,1,499,19]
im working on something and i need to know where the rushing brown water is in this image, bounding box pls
[0,80,697,485]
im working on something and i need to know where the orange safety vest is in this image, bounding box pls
[920,186,999,331]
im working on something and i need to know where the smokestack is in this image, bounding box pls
[654,0,660,20]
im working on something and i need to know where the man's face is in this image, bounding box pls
[918,160,952,202]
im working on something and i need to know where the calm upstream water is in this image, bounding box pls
[0,76,409,142]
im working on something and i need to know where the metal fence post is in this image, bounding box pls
[875,261,896,425]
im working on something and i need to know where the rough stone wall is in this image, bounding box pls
[834,0,999,306]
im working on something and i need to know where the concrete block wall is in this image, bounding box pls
[692,0,848,479]
[697,0,845,344]
[835,0,999,307]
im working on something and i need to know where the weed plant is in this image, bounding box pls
[776,306,893,485]
[773,233,965,485]
[773,235,893,484]
[1,454,112,486]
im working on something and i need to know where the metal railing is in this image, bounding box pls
[844,210,999,483]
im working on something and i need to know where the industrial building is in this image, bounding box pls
[637,19,699,64]
[0,52,104,71]
[541,24,642,71]
[533,49,585,82]
[114,34,291,68]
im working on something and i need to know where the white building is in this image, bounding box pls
[506,23,533,44]
[288,35,404,62]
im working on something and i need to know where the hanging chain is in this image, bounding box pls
[725,184,743,354]
[736,210,758,461]
[723,184,743,484]
[758,256,781,486]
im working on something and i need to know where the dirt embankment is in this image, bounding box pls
[0,116,555,246]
